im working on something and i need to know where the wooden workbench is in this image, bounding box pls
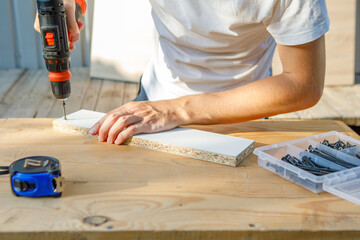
[0,118,360,239]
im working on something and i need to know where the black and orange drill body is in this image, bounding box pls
[36,0,86,100]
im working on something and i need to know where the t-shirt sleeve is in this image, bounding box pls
[266,0,330,46]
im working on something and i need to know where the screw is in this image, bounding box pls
[310,149,356,169]
[281,153,338,176]
[320,139,357,150]
[322,140,329,146]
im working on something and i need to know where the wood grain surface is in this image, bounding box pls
[0,118,359,239]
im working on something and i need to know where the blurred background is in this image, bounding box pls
[0,0,359,84]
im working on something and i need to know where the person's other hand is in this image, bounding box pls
[89,101,185,145]
[34,0,84,50]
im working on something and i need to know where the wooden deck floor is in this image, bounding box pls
[0,68,138,118]
[0,68,359,126]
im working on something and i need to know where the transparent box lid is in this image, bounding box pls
[323,166,360,205]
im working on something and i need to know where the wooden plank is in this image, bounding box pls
[32,76,58,118]
[0,0,16,68]
[80,78,102,111]
[1,68,358,125]
[94,80,125,113]
[0,70,41,117]
[0,69,24,99]
[0,118,360,238]
[123,83,139,103]
[34,97,57,118]
[52,110,255,167]
[323,85,360,126]
[47,68,91,118]
[1,231,360,240]
[1,69,50,118]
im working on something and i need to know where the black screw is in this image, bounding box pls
[322,140,329,146]
[308,147,356,169]
[321,139,357,150]
[281,153,339,176]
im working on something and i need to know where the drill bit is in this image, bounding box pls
[62,100,67,120]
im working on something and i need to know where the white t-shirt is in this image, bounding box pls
[142,0,330,101]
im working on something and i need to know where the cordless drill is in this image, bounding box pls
[36,0,86,119]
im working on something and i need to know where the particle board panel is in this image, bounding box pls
[1,118,360,239]
[52,110,255,167]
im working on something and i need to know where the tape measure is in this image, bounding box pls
[0,156,64,198]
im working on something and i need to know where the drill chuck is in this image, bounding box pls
[49,71,71,100]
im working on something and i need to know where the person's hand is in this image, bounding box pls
[89,101,186,145]
[34,0,84,50]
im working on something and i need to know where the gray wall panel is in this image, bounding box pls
[12,0,40,69]
[0,0,17,68]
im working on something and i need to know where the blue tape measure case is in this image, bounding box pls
[9,156,64,198]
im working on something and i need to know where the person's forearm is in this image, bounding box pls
[90,36,325,144]
[171,73,322,125]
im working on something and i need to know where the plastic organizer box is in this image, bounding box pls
[254,131,360,205]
